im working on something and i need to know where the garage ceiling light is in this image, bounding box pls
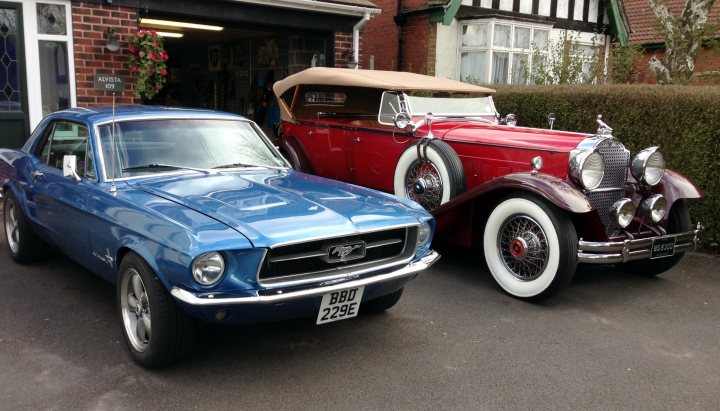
[140,18,224,31]
[156,31,184,38]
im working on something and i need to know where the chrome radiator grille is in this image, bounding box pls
[586,137,631,234]
[259,227,416,284]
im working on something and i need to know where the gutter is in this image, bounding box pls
[231,0,381,17]
[353,12,373,67]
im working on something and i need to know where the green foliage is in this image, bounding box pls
[493,84,720,251]
[127,29,169,100]
[608,43,644,84]
[522,31,602,85]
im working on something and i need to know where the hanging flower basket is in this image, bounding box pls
[127,29,169,100]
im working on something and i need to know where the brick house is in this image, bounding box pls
[624,0,720,84]
[0,0,380,147]
[362,0,630,84]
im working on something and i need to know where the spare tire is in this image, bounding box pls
[393,139,466,210]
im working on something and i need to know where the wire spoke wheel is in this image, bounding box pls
[498,215,549,281]
[405,160,443,210]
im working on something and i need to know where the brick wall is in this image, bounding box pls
[72,2,138,105]
[361,0,400,70]
[635,48,720,85]
[400,13,432,74]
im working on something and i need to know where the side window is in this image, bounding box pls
[378,92,402,125]
[35,121,90,178]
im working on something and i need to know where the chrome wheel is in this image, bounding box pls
[405,160,443,210]
[497,215,550,281]
[120,268,152,352]
[4,198,20,254]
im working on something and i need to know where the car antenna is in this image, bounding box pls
[109,92,117,194]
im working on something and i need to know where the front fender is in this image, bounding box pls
[433,172,592,218]
[279,137,315,173]
[652,169,703,207]
[431,172,592,246]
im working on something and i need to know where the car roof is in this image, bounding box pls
[48,105,246,124]
[273,67,496,97]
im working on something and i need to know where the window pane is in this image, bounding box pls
[462,24,488,47]
[36,3,67,35]
[460,51,486,84]
[578,45,597,58]
[532,29,549,50]
[39,41,71,117]
[514,27,531,49]
[491,52,509,84]
[512,54,529,84]
[0,7,21,111]
[493,24,511,48]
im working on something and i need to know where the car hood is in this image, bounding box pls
[127,169,424,247]
[429,121,592,152]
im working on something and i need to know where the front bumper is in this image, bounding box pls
[171,250,440,306]
[577,224,703,264]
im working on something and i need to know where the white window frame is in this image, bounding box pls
[458,19,552,85]
[16,0,76,130]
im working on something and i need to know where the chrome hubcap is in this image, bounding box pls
[498,215,549,281]
[405,161,443,210]
[121,269,151,352]
[4,199,20,254]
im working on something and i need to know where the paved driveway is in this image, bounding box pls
[0,205,718,409]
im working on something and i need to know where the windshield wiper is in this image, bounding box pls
[212,162,288,170]
[212,162,258,169]
[122,163,212,174]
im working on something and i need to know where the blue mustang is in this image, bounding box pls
[0,106,439,367]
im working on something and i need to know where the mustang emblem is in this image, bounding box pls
[326,241,366,263]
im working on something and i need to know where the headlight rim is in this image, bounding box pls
[417,220,432,248]
[641,194,667,223]
[570,148,605,190]
[191,251,226,286]
[611,198,636,228]
[631,146,665,186]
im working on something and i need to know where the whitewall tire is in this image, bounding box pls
[393,139,465,210]
[483,194,578,300]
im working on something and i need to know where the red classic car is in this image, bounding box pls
[273,68,703,300]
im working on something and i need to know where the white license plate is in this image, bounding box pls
[316,286,364,325]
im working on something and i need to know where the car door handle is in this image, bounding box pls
[32,171,44,180]
[353,137,361,142]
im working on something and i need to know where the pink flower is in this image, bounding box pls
[161,69,168,76]
[152,41,158,47]
[151,30,157,36]
[149,53,156,61]
[131,66,138,72]
[129,45,136,53]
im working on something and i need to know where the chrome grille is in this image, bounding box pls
[585,137,630,234]
[595,137,629,189]
[259,227,416,285]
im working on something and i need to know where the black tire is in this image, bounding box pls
[393,139,466,210]
[117,252,196,368]
[3,190,49,264]
[361,288,404,314]
[615,200,692,276]
[483,193,578,301]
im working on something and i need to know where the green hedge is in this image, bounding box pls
[493,84,720,251]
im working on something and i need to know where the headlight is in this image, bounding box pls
[641,194,667,223]
[631,147,665,186]
[192,252,226,286]
[417,221,432,247]
[570,149,605,190]
[611,198,636,228]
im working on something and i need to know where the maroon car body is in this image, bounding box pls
[273,68,703,300]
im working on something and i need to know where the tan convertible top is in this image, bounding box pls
[273,67,495,97]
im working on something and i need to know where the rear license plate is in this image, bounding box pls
[651,236,676,259]
[316,286,364,325]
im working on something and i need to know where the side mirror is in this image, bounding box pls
[547,113,556,130]
[63,155,81,181]
[503,113,517,127]
[393,112,413,130]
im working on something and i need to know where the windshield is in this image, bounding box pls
[98,119,287,179]
[406,94,496,116]
[379,92,496,125]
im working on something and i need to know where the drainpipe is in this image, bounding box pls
[353,12,372,68]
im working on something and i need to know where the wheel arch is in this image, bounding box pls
[279,136,315,173]
[114,241,167,289]
[431,172,591,247]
